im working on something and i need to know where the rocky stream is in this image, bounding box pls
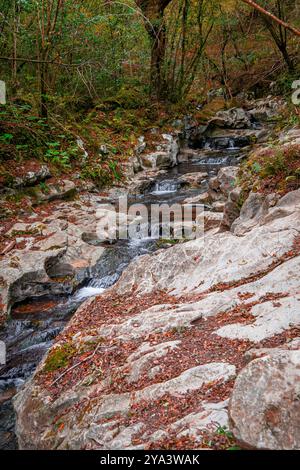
[1,99,300,450]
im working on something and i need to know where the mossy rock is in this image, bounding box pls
[43,343,76,373]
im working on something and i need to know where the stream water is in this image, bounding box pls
[0,140,248,449]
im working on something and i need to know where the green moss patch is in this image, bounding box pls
[43,343,76,373]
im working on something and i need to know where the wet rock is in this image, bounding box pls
[13,194,300,449]
[229,351,300,449]
[138,134,179,170]
[0,249,67,321]
[205,134,252,150]
[177,148,201,163]
[178,172,208,188]
[140,152,170,169]
[0,398,18,449]
[114,205,300,297]
[0,197,113,322]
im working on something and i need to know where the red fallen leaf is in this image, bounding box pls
[58,422,65,432]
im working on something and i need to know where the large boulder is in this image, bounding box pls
[217,167,238,196]
[37,180,77,202]
[0,163,51,194]
[138,134,179,170]
[248,97,286,122]
[221,187,242,230]
[232,189,300,236]
[12,165,51,189]
[205,108,252,130]
[178,172,208,188]
[229,351,300,449]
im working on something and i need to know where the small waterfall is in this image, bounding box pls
[204,141,212,150]
[73,285,104,301]
[228,138,240,150]
[193,156,231,165]
[150,179,179,195]
[74,273,120,301]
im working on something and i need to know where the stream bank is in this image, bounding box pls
[2,97,297,450]
[0,141,248,449]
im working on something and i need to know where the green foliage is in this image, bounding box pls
[105,86,150,110]
[43,343,76,373]
[0,133,13,144]
[238,143,300,195]
[201,425,241,450]
[0,0,149,112]
[276,70,300,97]
[0,103,83,173]
[108,161,122,181]
[82,158,123,188]
[39,181,50,193]
[45,142,71,169]
[260,151,286,177]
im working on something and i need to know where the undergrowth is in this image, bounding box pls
[237,144,300,196]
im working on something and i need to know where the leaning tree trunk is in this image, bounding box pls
[241,0,300,37]
[136,0,172,100]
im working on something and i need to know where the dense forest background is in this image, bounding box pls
[0,1,300,188]
[1,1,300,107]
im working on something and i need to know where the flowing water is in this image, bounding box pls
[0,140,247,449]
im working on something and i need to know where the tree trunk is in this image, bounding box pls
[150,16,167,99]
[136,1,172,100]
[40,63,48,118]
[278,43,295,72]
[261,3,295,73]
[11,0,19,94]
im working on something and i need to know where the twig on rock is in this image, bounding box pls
[51,341,102,387]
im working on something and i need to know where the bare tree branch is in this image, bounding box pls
[241,0,300,37]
